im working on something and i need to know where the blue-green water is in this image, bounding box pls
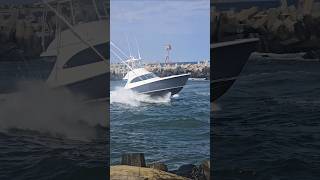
[110,80,210,170]
[212,59,320,180]
[0,61,109,179]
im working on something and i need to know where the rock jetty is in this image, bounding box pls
[212,0,320,53]
[0,0,109,60]
[111,153,210,180]
[111,166,188,180]
[110,61,210,80]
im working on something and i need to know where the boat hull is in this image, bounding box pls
[0,20,110,102]
[211,38,259,102]
[65,73,108,101]
[212,78,236,102]
[0,61,109,101]
[129,74,190,97]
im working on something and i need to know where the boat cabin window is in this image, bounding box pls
[63,43,109,68]
[131,73,156,83]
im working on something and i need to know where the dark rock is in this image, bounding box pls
[176,164,197,178]
[147,162,168,172]
[169,170,177,174]
[121,153,146,167]
[199,160,210,180]
[174,162,210,180]
[191,165,206,180]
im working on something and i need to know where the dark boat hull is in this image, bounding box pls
[211,38,259,102]
[0,61,109,101]
[66,73,108,100]
[143,86,183,97]
[0,41,109,101]
[130,74,190,97]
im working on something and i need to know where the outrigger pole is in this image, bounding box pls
[41,0,107,63]
[110,41,144,81]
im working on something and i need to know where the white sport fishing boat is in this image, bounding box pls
[111,42,190,97]
[41,0,109,100]
[0,0,109,101]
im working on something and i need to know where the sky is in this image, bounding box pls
[110,0,210,63]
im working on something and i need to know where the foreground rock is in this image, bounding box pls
[110,165,189,180]
[172,163,209,180]
[174,164,197,178]
[147,162,168,172]
[121,153,146,167]
[199,160,210,180]
[116,153,209,179]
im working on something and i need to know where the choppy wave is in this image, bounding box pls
[111,80,210,169]
[110,87,171,106]
[213,60,320,179]
[0,80,108,141]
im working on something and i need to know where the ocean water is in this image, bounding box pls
[110,80,210,170]
[212,58,320,180]
[0,76,109,180]
[0,129,108,180]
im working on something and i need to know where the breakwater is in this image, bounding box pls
[212,0,320,53]
[110,61,210,80]
[0,0,108,60]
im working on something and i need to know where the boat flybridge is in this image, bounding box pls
[0,0,109,101]
[40,0,109,100]
[111,42,190,97]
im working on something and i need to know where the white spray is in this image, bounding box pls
[110,87,171,107]
[0,80,108,141]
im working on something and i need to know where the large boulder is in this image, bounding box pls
[237,7,259,22]
[199,160,210,180]
[175,164,198,179]
[121,153,146,167]
[148,162,168,172]
[110,165,189,180]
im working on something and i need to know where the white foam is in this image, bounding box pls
[110,87,171,107]
[0,80,108,141]
[172,94,179,98]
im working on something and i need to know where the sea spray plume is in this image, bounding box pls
[172,94,179,99]
[110,87,171,107]
[0,80,108,141]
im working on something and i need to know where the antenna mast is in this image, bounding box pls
[165,44,172,64]
[126,35,132,58]
[135,38,141,60]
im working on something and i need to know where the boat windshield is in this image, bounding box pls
[131,73,157,83]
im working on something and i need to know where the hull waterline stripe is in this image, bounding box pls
[211,38,259,49]
[211,77,237,83]
[127,74,189,89]
[134,85,185,94]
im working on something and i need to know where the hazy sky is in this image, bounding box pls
[110,0,210,63]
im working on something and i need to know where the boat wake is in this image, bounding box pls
[110,87,171,107]
[0,81,108,141]
[172,94,180,98]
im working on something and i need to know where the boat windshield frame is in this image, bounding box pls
[130,73,157,83]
